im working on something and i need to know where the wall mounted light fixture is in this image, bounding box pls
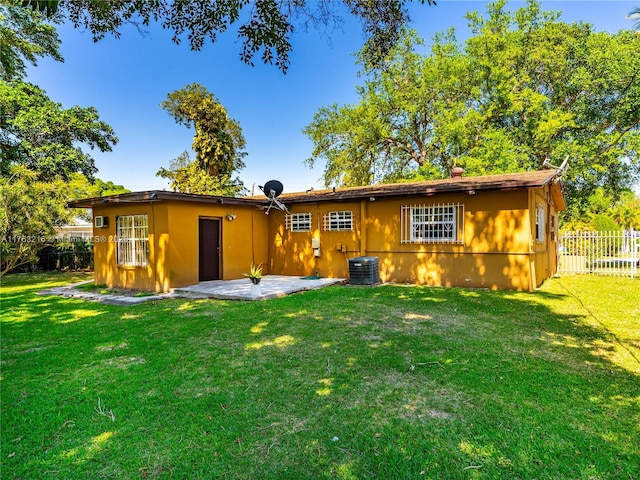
[226,214,236,221]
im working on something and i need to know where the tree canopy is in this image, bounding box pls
[0,167,128,275]
[0,0,62,80]
[1,0,119,274]
[0,81,117,181]
[1,1,117,181]
[26,0,434,73]
[159,84,246,196]
[156,151,245,197]
[304,0,640,221]
[0,166,67,274]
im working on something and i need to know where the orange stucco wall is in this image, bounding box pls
[92,200,268,292]
[529,185,560,288]
[90,184,561,292]
[165,201,268,288]
[267,187,560,291]
[92,202,166,292]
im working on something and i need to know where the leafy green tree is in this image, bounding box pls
[1,2,117,181]
[0,0,62,80]
[0,170,128,277]
[0,165,70,275]
[156,151,245,196]
[65,173,131,221]
[305,29,472,186]
[462,1,640,220]
[66,173,130,199]
[590,189,640,230]
[0,0,118,274]
[611,192,640,230]
[305,0,640,222]
[562,188,640,231]
[26,0,434,73]
[591,214,621,233]
[87,178,129,198]
[160,84,246,196]
[0,81,117,180]
[0,168,130,276]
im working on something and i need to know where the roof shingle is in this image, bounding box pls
[273,169,561,203]
[68,169,564,209]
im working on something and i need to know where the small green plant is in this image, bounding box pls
[242,262,263,284]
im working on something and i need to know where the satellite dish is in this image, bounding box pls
[261,180,284,199]
[258,180,289,215]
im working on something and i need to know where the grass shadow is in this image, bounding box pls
[1,273,638,479]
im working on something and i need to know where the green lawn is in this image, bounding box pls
[1,272,639,479]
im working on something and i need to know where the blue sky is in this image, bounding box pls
[26,1,639,195]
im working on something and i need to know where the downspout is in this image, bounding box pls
[360,199,367,256]
[315,203,321,276]
[150,200,158,291]
[250,204,255,265]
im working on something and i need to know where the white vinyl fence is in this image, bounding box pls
[558,229,639,278]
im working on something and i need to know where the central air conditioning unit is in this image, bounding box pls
[94,216,109,228]
[348,256,380,285]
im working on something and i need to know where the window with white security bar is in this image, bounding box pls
[116,214,149,266]
[400,203,464,244]
[285,212,312,232]
[323,211,353,231]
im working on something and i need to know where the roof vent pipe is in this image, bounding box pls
[451,167,464,178]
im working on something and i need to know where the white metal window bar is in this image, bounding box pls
[116,214,149,266]
[323,211,354,231]
[285,212,312,232]
[400,203,464,244]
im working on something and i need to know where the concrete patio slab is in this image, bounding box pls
[37,281,176,306]
[173,275,345,301]
[37,276,345,305]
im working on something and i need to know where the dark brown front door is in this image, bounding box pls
[199,218,220,281]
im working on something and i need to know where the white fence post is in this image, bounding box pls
[558,229,639,279]
[632,228,637,279]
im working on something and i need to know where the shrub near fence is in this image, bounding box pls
[558,229,639,278]
[36,241,93,271]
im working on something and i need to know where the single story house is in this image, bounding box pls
[68,168,566,292]
[55,217,93,242]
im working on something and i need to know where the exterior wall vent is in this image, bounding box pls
[348,256,380,285]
